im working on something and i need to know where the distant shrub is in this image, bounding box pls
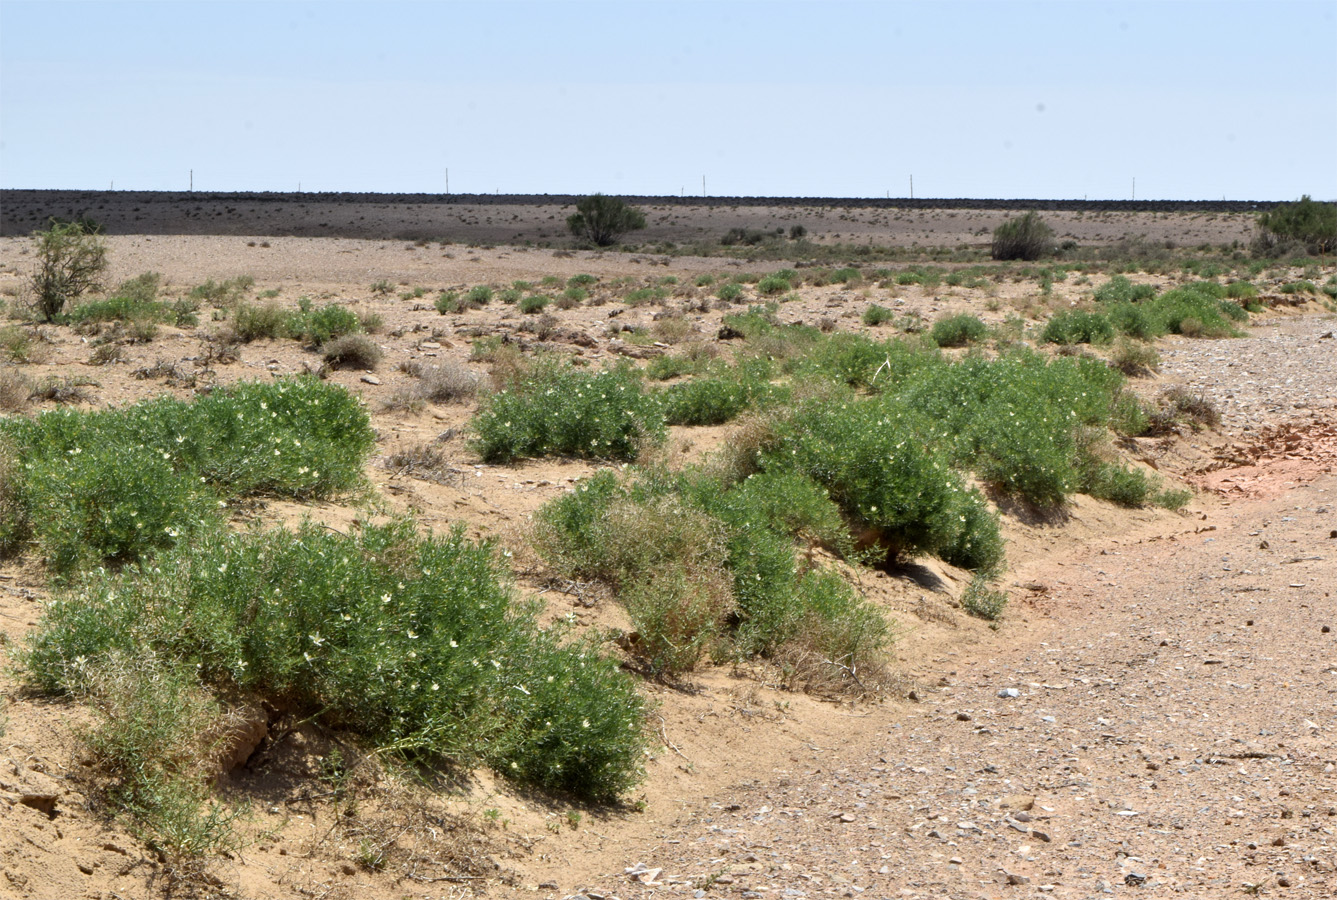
[862,304,894,326]
[1042,309,1115,345]
[1279,280,1318,295]
[519,294,550,314]
[1093,276,1156,305]
[991,212,1053,261]
[1257,195,1336,255]
[289,303,362,346]
[188,276,254,306]
[471,362,664,463]
[465,285,494,306]
[30,220,108,321]
[716,282,744,303]
[568,274,598,287]
[930,314,988,347]
[567,195,647,247]
[231,302,290,342]
[961,576,1007,620]
[434,291,462,314]
[789,224,807,240]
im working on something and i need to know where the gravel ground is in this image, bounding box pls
[1160,315,1337,431]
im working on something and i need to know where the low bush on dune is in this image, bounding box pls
[471,360,665,462]
[0,378,374,572]
[21,520,646,853]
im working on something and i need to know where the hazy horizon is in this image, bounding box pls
[3,1,1335,201]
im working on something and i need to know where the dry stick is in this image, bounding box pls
[655,713,690,762]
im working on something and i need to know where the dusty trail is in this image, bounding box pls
[524,475,1336,900]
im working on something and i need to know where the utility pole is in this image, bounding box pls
[702,175,706,197]
[190,169,193,192]
[910,175,914,200]
[446,168,449,195]
[1132,177,1136,201]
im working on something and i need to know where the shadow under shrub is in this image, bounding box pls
[22,520,645,803]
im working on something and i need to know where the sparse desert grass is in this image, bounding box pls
[188,275,254,307]
[388,361,480,410]
[1144,386,1222,435]
[0,367,32,412]
[1110,338,1161,377]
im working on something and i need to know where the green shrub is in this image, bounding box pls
[568,274,598,287]
[765,400,1003,571]
[465,285,494,306]
[1104,301,1164,341]
[30,220,108,321]
[1093,275,1157,304]
[961,576,1007,620]
[435,291,461,314]
[930,314,988,347]
[231,302,290,342]
[659,362,777,426]
[991,212,1053,261]
[716,282,744,303]
[73,652,241,860]
[1225,281,1259,300]
[0,379,375,571]
[862,304,894,326]
[561,286,588,305]
[498,287,522,305]
[471,362,665,463]
[188,276,254,306]
[1150,284,1242,338]
[23,520,645,802]
[756,274,789,296]
[519,294,550,314]
[289,303,363,346]
[1042,309,1115,345]
[1280,280,1318,295]
[1257,195,1337,255]
[567,195,647,247]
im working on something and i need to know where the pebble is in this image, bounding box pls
[998,688,1021,699]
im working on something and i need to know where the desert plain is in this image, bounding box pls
[0,193,1334,900]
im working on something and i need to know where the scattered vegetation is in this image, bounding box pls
[1256,195,1336,256]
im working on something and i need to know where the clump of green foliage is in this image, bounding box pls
[567,195,647,247]
[0,378,374,571]
[30,220,109,321]
[534,467,892,686]
[1042,309,1115,345]
[471,361,665,463]
[188,276,254,307]
[930,314,988,347]
[1256,195,1336,255]
[991,212,1053,261]
[22,520,645,818]
[862,304,894,326]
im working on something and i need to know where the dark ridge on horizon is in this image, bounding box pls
[0,188,1299,215]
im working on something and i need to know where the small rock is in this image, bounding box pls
[1005,872,1030,885]
[1273,837,1286,847]
[998,688,1021,699]
[539,882,559,891]
[956,712,972,722]
[1124,872,1148,886]
[1278,875,1292,887]
[1031,830,1052,843]
[1323,626,1331,634]
[1001,794,1035,811]
[949,856,962,865]
[360,375,381,385]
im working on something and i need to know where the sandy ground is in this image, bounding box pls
[0,217,1333,900]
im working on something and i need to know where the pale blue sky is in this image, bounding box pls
[2,0,1335,199]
